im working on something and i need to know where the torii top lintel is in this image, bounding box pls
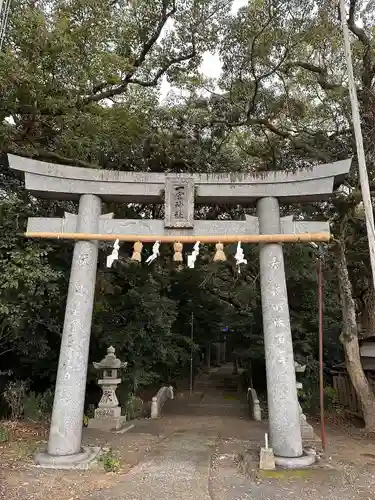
[8,154,351,204]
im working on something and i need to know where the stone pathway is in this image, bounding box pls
[4,365,375,500]
[87,430,215,500]
[84,366,375,500]
[166,364,248,418]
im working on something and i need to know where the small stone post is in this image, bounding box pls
[151,397,158,419]
[257,197,303,459]
[88,346,127,430]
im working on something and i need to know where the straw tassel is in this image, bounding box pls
[131,241,143,262]
[173,242,183,262]
[213,242,226,261]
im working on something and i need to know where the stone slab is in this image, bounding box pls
[8,154,351,203]
[259,447,276,470]
[88,416,126,431]
[115,423,135,434]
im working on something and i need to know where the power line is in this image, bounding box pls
[339,0,375,291]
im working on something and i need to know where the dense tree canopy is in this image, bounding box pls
[1,0,375,425]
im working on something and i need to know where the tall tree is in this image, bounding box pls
[203,0,375,427]
[1,0,373,427]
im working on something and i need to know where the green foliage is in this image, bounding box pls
[0,424,9,443]
[23,389,54,422]
[0,194,63,370]
[99,449,121,473]
[3,380,27,420]
[22,392,44,423]
[124,392,138,420]
[0,0,229,168]
[300,386,341,416]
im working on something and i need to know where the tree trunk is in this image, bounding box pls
[336,239,375,430]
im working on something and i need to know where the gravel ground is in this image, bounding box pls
[2,367,375,500]
[85,430,216,500]
[210,437,375,500]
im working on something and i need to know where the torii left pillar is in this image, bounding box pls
[36,194,102,467]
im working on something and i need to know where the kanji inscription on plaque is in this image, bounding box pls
[164,176,194,228]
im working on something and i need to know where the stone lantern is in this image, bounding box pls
[294,361,314,441]
[88,346,127,431]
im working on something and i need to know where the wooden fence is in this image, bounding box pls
[333,373,375,417]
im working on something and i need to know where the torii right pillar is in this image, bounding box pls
[257,197,304,463]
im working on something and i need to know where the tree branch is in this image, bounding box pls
[231,117,332,162]
[285,61,342,90]
[347,0,374,89]
[212,110,333,162]
[348,0,371,48]
[246,6,274,119]
[86,46,196,103]
[86,0,186,103]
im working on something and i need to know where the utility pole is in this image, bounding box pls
[189,311,194,395]
[310,242,326,452]
[339,0,375,291]
[317,250,326,452]
[0,0,10,51]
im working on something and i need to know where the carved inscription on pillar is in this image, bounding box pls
[164,176,194,228]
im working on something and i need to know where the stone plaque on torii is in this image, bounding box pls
[8,154,351,469]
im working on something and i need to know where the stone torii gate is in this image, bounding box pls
[8,154,351,468]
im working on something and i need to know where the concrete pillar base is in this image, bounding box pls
[274,452,316,469]
[35,446,101,470]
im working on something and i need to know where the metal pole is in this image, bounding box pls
[318,255,326,452]
[339,0,375,292]
[190,312,194,395]
[0,0,7,51]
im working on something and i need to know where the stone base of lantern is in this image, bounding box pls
[300,415,315,441]
[88,406,126,431]
[298,404,318,442]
